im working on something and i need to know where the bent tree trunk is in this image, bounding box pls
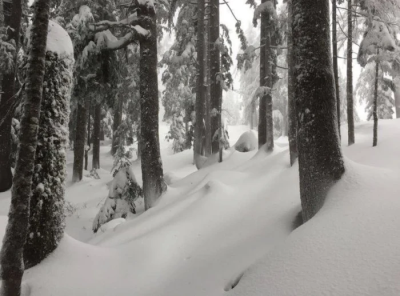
[139,3,166,210]
[347,0,355,145]
[292,0,345,222]
[0,0,22,192]
[92,103,101,169]
[24,47,73,268]
[0,0,51,294]
[287,0,297,166]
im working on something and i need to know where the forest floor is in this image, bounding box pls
[0,120,400,296]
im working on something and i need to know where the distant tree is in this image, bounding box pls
[0,0,51,294]
[293,0,345,222]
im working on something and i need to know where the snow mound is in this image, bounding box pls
[234,130,257,152]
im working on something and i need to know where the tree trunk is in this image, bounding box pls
[210,0,221,155]
[194,0,205,168]
[347,0,355,145]
[72,96,89,182]
[265,27,274,152]
[287,0,297,166]
[0,0,22,193]
[0,0,50,294]
[204,0,212,157]
[84,99,91,171]
[293,0,345,222]
[111,94,123,155]
[92,103,101,169]
[258,0,267,148]
[332,0,341,137]
[394,78,400,118]
[373,57,379,147]
[24,47,73,268]
[138,3,166,210]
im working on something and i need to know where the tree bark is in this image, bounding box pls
[394,78,400,118]
[111,94,123,155]
[287,0,297,166]
[293,0,345,222]
[84,99,91,171]
[204,0,212,157]
[72,96,89,182]
[0,0,50,294]
[258,0,267,148]
[373,57,379,147]
[0,0,22,192]
[92,103,101,169]
[210,0,221,155]
[138,3,166,210]
[347,0,355,145]
[332,0,341,137]
[194,0,205,168]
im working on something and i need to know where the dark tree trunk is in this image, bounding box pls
[204,0,212,157]
[282,98,288,137]
[373,57,379,147]
[72,96,89,182]
[210,0,221,155]
[332,0,341,137]
[0,0,50,294]
[138,3,166,210]
[347,0,355,145]
[293,0,345,222]
[84,99,91,171]
[111,94,123,155]
[394,80,400,119]
[194,0,205,168]
[92,103,101,169]
[287,0,297,166]
[0,0,22,192]
[258,0,267,148]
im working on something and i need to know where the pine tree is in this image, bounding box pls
[0,0,51,293]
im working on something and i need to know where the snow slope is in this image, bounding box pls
[1,120,400,296]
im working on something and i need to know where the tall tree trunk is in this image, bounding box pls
[138,3,166,210]
[0,0,22,192]
[287,0,297,166]
[282,98,288,137]
[92,103,101,169]
[0,0,50,294]
[194,0,205,168]
[204,0,212,157]
[265,27,274,152]
[111,93,122,155]
[84,99,91,171]
[258,0,267,148]
[293,0,345,222]
[373,57,379,147]
[210,0,221,155]
[332,0,341,137]
[72,96,89,182]
[347,0,355,145]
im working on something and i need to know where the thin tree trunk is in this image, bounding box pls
[258,0,267,148]
[92,103,101,169]
[84,99,91,171]
[111,94,122,155]
[194,0,205,169]
[139,3,166,210]
[394,78,400,118]
[0,0,50,294]
[204,0,212,157]
[373,57,379,147]
[287,0,297,166]
[332,0,341,138]
[72,96,89,182]
[347,0,355,145]
[210,0,221,155]
[293,0,345,222]
[265,28,274,152]
[0,0,22,192]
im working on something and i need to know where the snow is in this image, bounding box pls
[26,20,74,57]
[0,120,400,295]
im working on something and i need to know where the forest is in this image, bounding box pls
[0,0,400,295]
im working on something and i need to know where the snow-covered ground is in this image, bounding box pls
[0,120,400,296]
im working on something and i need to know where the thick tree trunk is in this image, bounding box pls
[210,0,221,155]
[194,0,205,169]
[258,0,267,148]
[138,4,166,210]
[111,94,123,155]
[332,0,341,137]
[0,0,50,294]
[347,0,355,145]
[287,0,298,166]
[0,0,22,192]
[92,103,101,169]
[293,0,345,222]
[373,58,379,147]
[72,96,89,182]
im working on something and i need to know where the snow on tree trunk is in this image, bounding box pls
[347,0,355,146]
[24,20,74,269]
[0,0,51,294]
[287,0,297,166]
[373,57,379,147]
[138,3,167,210]
[0,0,22,193]
[292,0,345,222]
[92,103,101,169]
[332,0,341,138]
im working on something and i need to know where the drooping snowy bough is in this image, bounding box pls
[23,20,74,268]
